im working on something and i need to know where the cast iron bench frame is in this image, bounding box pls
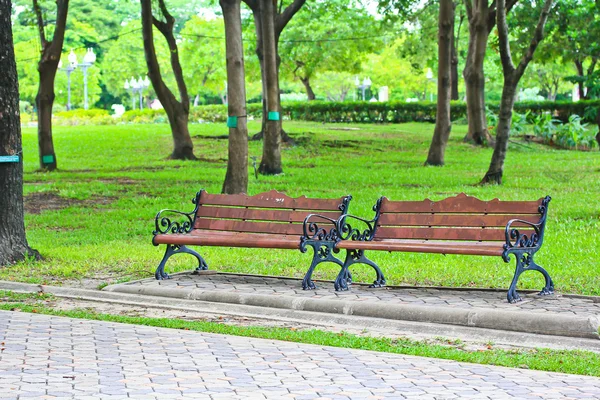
[152,189,351,290]
[330,193,553,303]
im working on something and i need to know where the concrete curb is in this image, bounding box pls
[101,282,600,340]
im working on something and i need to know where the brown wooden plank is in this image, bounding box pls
[375,226,534,241]
[199,190,347,211]
[335,239,503,256]
[378,213,539,228]
[380,193,542,214]
[153,233,300,249]
[194,218,306,235]
[195,206,341,223]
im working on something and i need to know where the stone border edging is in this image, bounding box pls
[103,281,600,340]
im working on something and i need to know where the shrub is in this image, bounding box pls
[532,113,597,150]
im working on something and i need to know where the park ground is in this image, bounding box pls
[0,120,599,377]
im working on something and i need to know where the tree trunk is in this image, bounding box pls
[141,0,196,160]
[36,67,58,171]
[463,24,493,145]
[33,0,69,171]
[221,0,249,194]
[574,60,586,100]
[245,0,304,145]
[481,0,553,184]
[451,31,459,101]
[300,77,316,101]
[451,2,462,101]
[258,0,283,175]
[596,109,600,148]
[481,81,516,184]
[0,1,40,265]
[425,0,454,166]
[462,0,495,146]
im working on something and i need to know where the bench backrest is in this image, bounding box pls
[375,193,546,242]
[192,190,351,236]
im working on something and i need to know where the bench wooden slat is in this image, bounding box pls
[375,226,534,241]
[153,232,300,249]
[380,193,542,214]
[336,239,503,256]
[378,213,539,228]
[194,218,306,236]
[199,190,345,211]
[196,206,341,223]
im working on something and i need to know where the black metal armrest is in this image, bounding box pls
[302,213,340,241]
[336,214,377,241]
[153,208,196,236]
[504,219,543,248]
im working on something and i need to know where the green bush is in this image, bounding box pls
[45,99,600,127]
[531,113,598,150]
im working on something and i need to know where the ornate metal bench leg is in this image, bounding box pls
[527,255,554,296]
[155,244,207,280]
[335,250,385,291]
[507,251,554,303]
[302,242,343,290]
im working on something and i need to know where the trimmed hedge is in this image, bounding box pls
[282,99,600,124]
[45,99,600,126]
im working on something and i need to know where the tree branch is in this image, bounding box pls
[496,0,515,77]
[243,0,259,12]
[275,0,306,34]
[514,0,554,80]
[464,0,473,20]
[32,0,47,46]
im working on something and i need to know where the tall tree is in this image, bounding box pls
[141,0,197,160]
[221,0,249,194]
[425,0,453,166]
[546,0,599,100]
[180,16,227,105]
[279,0,380,101]
[0,0,40,265]
[243,0,306,144]
[33,0,69,171]
[462,0,518,146]
[257,0,283,174]
[481,0,554,184]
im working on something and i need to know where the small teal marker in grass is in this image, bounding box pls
[227,116,238,128]
[0,155,19,163]
[42,155,54,164]
[267,111,280,121]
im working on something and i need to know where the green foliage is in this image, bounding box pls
[180,16,227,101]
[279,0,382,93]
[532,113,598,150]
[43,100,600,128]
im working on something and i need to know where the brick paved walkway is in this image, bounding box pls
[1,310,599,399]
[119,273,600,317]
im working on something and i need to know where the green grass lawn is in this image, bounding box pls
[2,121,599,296]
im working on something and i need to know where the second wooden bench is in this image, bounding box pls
[333,193,553,303]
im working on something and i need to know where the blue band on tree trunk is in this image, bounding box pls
[0,155,19,163]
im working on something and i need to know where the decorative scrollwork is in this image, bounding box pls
[503,219,542,250]
[337,214,376,241]
[153,210,196,235]
[153,190,202,236]
[302,214,340,241]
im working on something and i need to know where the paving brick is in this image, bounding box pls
[0,310,599,399]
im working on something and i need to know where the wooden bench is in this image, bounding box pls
[152,189,352,290]
[333,193,553,303]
